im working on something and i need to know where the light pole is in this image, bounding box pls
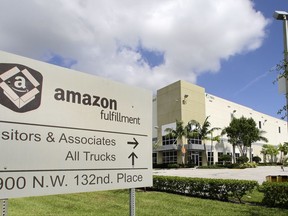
[274,11,288,120]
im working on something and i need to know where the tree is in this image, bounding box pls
[222,116,268,163]
[237,155,249,164]
[218,154,232,165]
[261,144,279,163]
[242,120,268,162]
[260,147,268,163]
[278,142,288,163]
[188,116,220,165]
[165,120,190,165]
[221,121,238,164]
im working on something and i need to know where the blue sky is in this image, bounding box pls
[198,0,288,119]
[0,0,287,119]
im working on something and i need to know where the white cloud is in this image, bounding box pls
[0,0,269,91]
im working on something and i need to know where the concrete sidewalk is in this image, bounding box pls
[153,166,288,184]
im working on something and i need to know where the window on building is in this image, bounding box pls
[218,152,223,164]
[258,121,262,129]
[199,153,203,166]
[227,152,232,163]
[162,134,176,146]
[207,152,214,165]
[153,153,157,164]
[279,126,281,134]
[188,138,202,145]
[163,151,177,164]
[235,153,240,161]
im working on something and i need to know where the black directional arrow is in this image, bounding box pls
[128,152,138,166]
[127,138,139,149]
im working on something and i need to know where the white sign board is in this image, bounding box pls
[278,75,287,94]
[0,51,152,199]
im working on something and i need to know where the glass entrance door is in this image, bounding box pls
[192,153,199,166]
[188,151,202,166]
[190,152,199,166]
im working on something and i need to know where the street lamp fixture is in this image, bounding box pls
[273,10,288,62]
[273,11,288,20]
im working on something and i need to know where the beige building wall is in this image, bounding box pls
[157,80,205,127]
[153,80,288,165]
[205,93,288,162]
[155,80,206,164]
[180,80,206,125]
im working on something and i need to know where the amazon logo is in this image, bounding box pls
[0,63,43,113]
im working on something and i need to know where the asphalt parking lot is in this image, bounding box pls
[153,166,288,184]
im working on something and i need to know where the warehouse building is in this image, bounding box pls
[152,80,287,166]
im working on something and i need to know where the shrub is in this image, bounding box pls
[226,163,242,169]
[261,181,288,208]
[198,165,226,169]
[167,164,180,169]
[153,164,168,169]
[239,162,257,168]
[152,176,258,203]
[258,162,278,166]
[252,156,261,163]
[219,154,232,164]
[237,156,249,164]
[185,163,196,168]
[153,163,181,169]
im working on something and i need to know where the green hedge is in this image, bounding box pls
[153,163,196,169]
[152,176,258,203]
[261,182,288,208]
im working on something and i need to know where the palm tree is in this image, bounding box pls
[188,116,220,166]
[221,127,238,164]
[278,142,288,163]
[165,120,190,165]
[260,147,268,163]
[261,144,279,163]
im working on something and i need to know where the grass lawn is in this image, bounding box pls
[7,189,288,216]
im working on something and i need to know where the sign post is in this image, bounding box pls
[129,188,135,216]
[0,51,152,201]
[1,199,8,216]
